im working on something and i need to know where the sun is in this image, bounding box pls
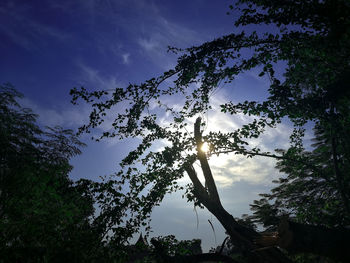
[200,142,210,153]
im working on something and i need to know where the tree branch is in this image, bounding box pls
[211,149,333,184]
[184,164,209,203]
[194,117,221,203]
[256,219,350,262]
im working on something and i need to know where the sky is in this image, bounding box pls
[0,0,303,252]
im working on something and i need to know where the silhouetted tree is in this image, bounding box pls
[251,124,350,229]
[0,84,103,262]
[71,0,350,262]
[250,121,350,262]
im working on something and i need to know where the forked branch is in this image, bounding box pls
[194,117,221,203]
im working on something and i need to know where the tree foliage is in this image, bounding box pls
[250,123,350,229]
[0,84,104,262]
[70,0,350,261]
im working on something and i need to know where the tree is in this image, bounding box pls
[250,122,350,262]
[255,219,350,262]
[0,84,103,262]
[71,0,350,262]
[251,124,350,229]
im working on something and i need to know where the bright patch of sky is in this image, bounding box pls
[0,0,311,252]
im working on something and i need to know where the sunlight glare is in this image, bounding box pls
[200,142,210,153]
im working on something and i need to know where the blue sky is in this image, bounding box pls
[0,0,302,252]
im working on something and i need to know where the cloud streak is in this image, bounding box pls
[136,16,204,69]
[19,97,90,129]
[76,62,123,91]
[0,2,69,50]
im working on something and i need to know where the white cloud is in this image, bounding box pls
[173,91,293,188]
[213,154,278,185]
[135,17,203,70]
[205,96,292,187]
[138,37,160,52]
[20,97,91,129]
[76,62,123,91]
[122,53,130,64]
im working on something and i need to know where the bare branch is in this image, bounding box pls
[194,117,221,203]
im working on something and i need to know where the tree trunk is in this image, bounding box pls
[184,118,292,263]
[256,219,350,262]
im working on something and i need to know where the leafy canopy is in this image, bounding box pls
[70,0,350,244]
[0,84,105,262]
